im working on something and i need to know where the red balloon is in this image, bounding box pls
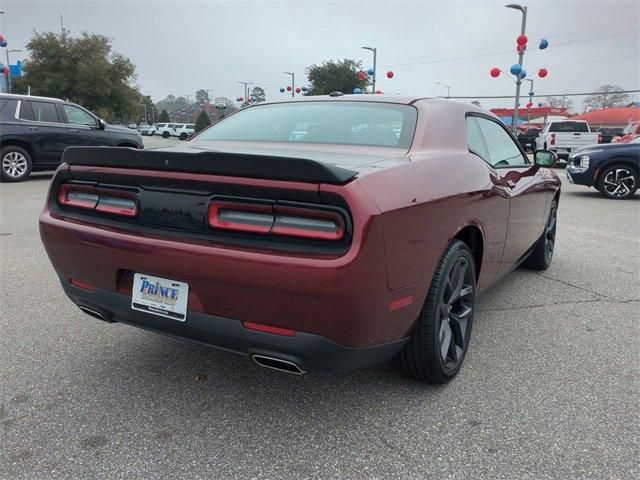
[286,85,292,91]
[526,101,533,108]
[238,96,244,101]
[0,35,4,43]
[358,71,367,81]
[2,66,9,76]
[490,67,501,78]
[386,71,394,79]
[517,44,526,53]
[516,34,528,46]
[295,87,301,93]
[375,89,383,94]
[538,68,548,78]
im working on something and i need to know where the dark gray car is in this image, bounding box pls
[0,93,144,182]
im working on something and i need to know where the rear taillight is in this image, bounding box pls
[550,133,556,146]
[208,200,345,241]
[57,184,138,218]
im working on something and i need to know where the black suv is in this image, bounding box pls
[0,94,144,182]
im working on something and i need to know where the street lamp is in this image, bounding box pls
[283,72,295,98]
[237,81,253,103]
[505,3,528,133]
[523,78,535,129]
[362,46,377,93]
[435,82,451,98]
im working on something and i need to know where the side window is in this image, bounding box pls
[19,101,35,121]
[0,99,19,120]
[476,117,528,167]
[62,104,96,126]
[28,101,60,123]
[466,116,489,161]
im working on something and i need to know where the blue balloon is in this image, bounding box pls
[250,95,256,101]
[519,70,527,79]
[301,86,308,92]
[539,39,549,49]
[353,87,362,94]
[510,63,522,76]
[0,41,7,48]
[367,68,375,76]
[528,91,535,97]
[279,87,285,93]
[538,102,544,107]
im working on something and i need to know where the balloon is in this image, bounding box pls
[538,68,548,78]
[516,34,528,46]
[519,70,527,79]
[490,67,501,78]
[238,96,244,102]
[279,87,285,93]
[538,102,544,107]
[526,102,533,108]
[375,89,383,94]
[250,95,256,101]
[367,68,375,76]
[286,85,292,91]
[295,87,301,93]
[386,71,394,79]
[539,39,549,49]
[517,44,526,53]
[2,66,8,76]
[0,41,7,48]
[353,87,362,94]
[510,63,522,75]
[301,86,308,92]
[358,71,367,81]
[528,91,535,97]
[0,35,4,43]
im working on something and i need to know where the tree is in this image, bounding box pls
[13,31,141,123]
[141,94,155,124]
[306,59,370,96]
[195,89,210,105]
[195,110,212,133]
[545,95,573,110]
[250,86,266,103]
[584,85,629,111]
[158,109,170,122]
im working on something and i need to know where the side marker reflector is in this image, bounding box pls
[388,295,414,312]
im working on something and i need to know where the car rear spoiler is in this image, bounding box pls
[62,146,358,184]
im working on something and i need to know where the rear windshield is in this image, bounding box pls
[548,122,589,133]
[194,101,417,148]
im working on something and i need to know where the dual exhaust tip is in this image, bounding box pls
[252,354,305,375]
[78,306,304,375]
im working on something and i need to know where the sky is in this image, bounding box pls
[1,0,639,111]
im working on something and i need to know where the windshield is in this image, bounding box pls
[548,122,589,133]
[194,101,417,148]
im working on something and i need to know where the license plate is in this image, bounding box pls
[132,273,189,321]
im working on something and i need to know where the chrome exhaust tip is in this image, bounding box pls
[251,354,305,375]
[78,306,116,323]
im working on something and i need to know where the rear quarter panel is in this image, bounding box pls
[356,151,508,292]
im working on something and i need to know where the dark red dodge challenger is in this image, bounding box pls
[40,95,561,383]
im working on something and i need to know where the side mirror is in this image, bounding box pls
[534,149,557,167]
[98,119,106,130]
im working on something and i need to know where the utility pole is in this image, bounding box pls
[283,72,295,98]
[361,47,377,93]
[60,13,64,35]
[523,78,534,130]
[506,3,528,133]
[237,81,253,103]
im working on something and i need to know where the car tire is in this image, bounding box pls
[179,132,188,141]
[597,164,638,200]
[396,240,476,384]
[1,145,32,182]
[162,131,170,139]
[524,198,558,270]
[149,132,154,136]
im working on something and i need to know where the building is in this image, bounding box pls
[571,106,640,129]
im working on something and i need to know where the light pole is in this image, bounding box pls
[506,3,528,133]
[5,49,22,93]
[523,78,534,129]
[237,81,253,103]
[283,72,295,98]
[436,82,451,98]
[362,46,377,94]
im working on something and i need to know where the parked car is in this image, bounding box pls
[517,127,541,152]
[597,127,624,144]
[127,123,138,129]
[40,96,561,383]
[535,120,600,159]
[155,123,177,138]
[566,137,639,199]
[611,121,640,143]
[139,124,157,136]
[174,123,196,140]
[0,93,144,182]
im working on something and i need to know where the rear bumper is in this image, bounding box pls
[61,278,407,373]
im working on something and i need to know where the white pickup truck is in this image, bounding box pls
[535,120,600,159]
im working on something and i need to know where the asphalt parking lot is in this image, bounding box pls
[1,161,638,479]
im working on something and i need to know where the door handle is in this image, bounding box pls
[28,126,39,131]
[69,129,80,134]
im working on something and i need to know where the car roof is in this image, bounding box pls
[258,94,428,106]
[0,93,66,103]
